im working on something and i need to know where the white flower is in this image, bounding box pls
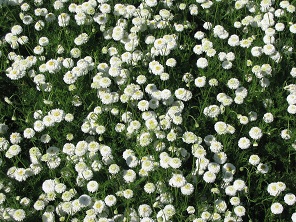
[233,179,246,191]
[182,131,197,144]
[275,22,285,31]
[195,76,206,87]
[187,206,195,214]
[112,26,124,41]
[249,127,263,140]
[203,105,220,118]
[174,23,184,32]
[281,129,291,140]
[287,4,296,13]
[6,145,21,158]
[214,121,227,135]
[108,164,120,175]
[201,211,211,220]
[240,39,252,48]
[289,24,296,33]
[214,199,227,213]
[138,204,152,217]
[251,46,263,57]
[208,162,220,174]
[169,157,182,169]
[12,209,26,221]
[227,78,240,89]
[230,196,240,206]
[55,183,66,194]
[225,185,237,196]
[290,68,296,78]
[284,193,296,205]
[228,34,240,46]
[78,194,92,207]
[234,205,246,217]
[42,179,56,193]
[34,200,45,211]
[263,112,274,123]
[60,201,72,214]
[181,183,194,195]
[213,152,227,164]
[104,195,117,207]
[194,31,205,40]
[209,78,218,86]
[145,0,157,7]
[287,104,296,114]
[87,181,99,193]
[277,181,286,192]
[270,202,283,215]
[238,137,251,149]
[257,163,269,174]
[193,45,203,55]
[100,3,111,13]
[10,132,22,144]
[203,171,216,183]
[93,200,105,213]
[169,173,186,188]
[58,13,70,27]
[123,169,136,183]
[263,44,276,55]
[249,154,260,165]
[100,145,111,157]
[160,72,170,81]
[196,57,208,69]
[222,61,232,69]
[292,212,296,222]
[123,189,133,199]
[210,141,223,153]
[166,58,177,67]
[287,94,296,105]
[144,182,156,194]
[163,204,176,219]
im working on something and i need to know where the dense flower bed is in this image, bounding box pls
[0,0,295,221]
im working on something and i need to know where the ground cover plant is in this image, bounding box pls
[0,0,296,221]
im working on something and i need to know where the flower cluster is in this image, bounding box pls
[0,0,295,221]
